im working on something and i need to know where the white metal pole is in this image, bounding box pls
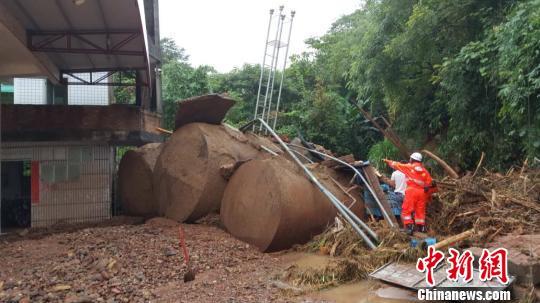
[253,9,274,130]
[273,11,295,129]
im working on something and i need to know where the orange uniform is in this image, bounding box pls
[385,160,435,226]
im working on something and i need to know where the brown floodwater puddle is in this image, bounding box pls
[309,280,418,303]
[280,252,418,303]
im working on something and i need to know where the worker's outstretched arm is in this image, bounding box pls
[383,159,412,173]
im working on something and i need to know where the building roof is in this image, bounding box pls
[0,0,153,80]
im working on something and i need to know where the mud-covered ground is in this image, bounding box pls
[0,216,302,303]
[0,215,428,303]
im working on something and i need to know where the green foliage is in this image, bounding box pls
[157,0,539,171]
[303,0,536,169]
[159,38,211,130]
[115,146,134,163]
[367,140,400,171]
[208,64,262,126]
[437,0,540,168]
[161,37,189,64]
[112,72,136,105]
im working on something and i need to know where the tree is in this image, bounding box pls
[161,37,189,64]
[156,0,540,173]
[159,38,210,130]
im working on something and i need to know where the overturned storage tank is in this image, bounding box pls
[220,157,338,252]
[153,123,260,222]
[118,143,162,217]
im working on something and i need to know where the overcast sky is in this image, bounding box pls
[159,0,362,72]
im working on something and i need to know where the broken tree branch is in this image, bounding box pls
[349,101,411,159]
[421,149,459,179]
[472,152,485,177]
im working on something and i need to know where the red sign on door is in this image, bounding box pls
[31,161,40,204]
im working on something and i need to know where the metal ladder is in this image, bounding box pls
[253,7,295,132]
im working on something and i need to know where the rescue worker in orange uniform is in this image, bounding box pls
[383,152,437,235]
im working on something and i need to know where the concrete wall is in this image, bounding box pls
[1,142,113,227]
[1,104,162,145]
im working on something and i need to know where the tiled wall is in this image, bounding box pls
[1,142,114,227]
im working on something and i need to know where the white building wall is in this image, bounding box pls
[13,78,47,104]
[1,142,114,227]
[67,73,110,105]
[13,74,110,105]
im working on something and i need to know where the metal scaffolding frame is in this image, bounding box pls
[253,6,295,132]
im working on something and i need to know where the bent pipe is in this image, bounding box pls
[290,149,374,240]
[286,144,397,229]
[241,119,378,249]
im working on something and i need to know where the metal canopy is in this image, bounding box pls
[1,0,151,74]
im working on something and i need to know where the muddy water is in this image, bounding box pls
[281,252,418,303]
[309,280,418,303]
[281,252,335,270]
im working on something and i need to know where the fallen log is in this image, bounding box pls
[118,143,163,217]
[220,158,338,252]
[422,149,459,179]
[153,123,260,222]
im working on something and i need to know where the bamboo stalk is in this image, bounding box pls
[156,127,173,135]
[432,229,475,250]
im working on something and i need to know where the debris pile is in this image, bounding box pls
[431,167,540,241]
[283,222,423,289]
[284,166,540,289]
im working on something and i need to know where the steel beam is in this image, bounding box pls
[28,30,144,56]
[61,70,147,87]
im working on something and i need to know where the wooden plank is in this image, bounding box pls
[362,164,399,227]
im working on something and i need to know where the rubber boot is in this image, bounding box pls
[416,224,427,233]
[402,224,414,236]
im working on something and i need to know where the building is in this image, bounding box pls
[0,0,162,230]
